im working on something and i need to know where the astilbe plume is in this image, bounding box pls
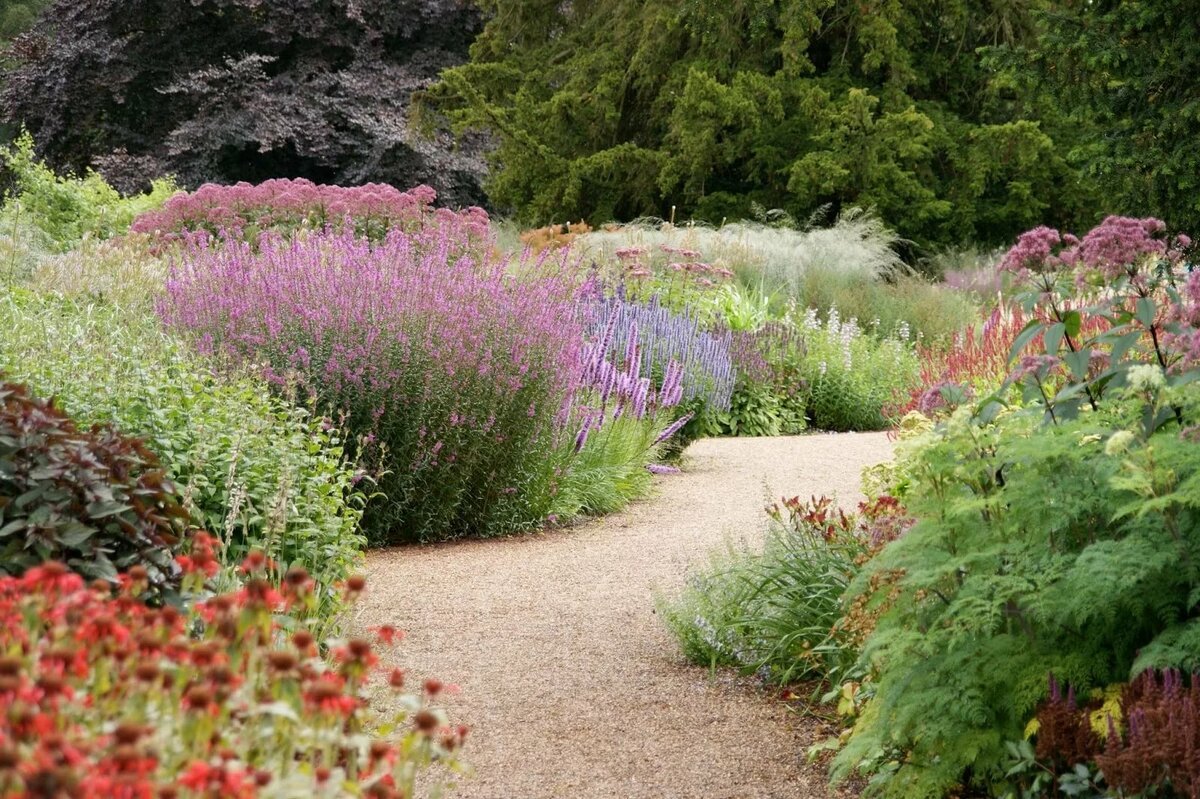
[0,554,462,798]
[131,179,490,246]
[158,228,584,544]
[1096,670,1200,798]
[1034,675,1103,771]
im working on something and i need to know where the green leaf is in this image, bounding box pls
[1008,320,1044,363]
[1062,350,1091,380]
[1044,322,1065,356]
[1135,297,1157,328]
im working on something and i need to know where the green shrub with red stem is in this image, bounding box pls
[0,545,464,798]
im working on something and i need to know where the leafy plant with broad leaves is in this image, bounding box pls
[0,379,187,594]
[832,216,1200,798]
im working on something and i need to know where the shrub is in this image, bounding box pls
[159,229,584,545]
[798,308,920,431]
[664,495,910,686]
[130,179,489,246]
[0,556,464,797]
[700,323,808,437]
[0,292,365,617]
[0,380,187,594]
[833,217,1200,798]
[1,132,176,251]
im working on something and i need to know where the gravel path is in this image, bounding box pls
[357,433,895,799]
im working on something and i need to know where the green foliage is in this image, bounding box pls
[432,0,1090,248]
[834,224,1200,797]
[665,495,910,687]
[0,291,366,615]
[703,380,808,438]
[0,132,176,251]
[1020,0,1200,234]
[549,413,660,519]
[0,378,187,595]
[799,309,920,431]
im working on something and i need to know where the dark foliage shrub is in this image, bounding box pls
[0,379,186,592]
[0,0,485,204]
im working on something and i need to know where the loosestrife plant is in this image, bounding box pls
[160,228,585,544]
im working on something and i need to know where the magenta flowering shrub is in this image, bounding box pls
[158,229,584,544]
[131,179,489,246]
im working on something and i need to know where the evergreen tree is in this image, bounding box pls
[430,0,1093,248]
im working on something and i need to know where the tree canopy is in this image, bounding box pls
[1020,0,1200,236]
[430,0,1094,248]
[0,0,487,204]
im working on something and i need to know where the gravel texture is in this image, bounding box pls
[357,432,895,798]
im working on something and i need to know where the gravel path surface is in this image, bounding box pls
[357,433,895,799]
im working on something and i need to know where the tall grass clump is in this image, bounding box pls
[577,210,903,290]
[576,211,976,344]
[160,228,585,545]
[664,495,910,686]
[0,291,365,622]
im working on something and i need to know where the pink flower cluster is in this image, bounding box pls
[158,227,584,542]
[130,178,490,245]
[1000,216,1191,281]
[1167,271,1200,370]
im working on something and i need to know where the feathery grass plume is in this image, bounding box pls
[575,209,904,293]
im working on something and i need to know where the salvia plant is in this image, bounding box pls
[580,294,736,413]
[159,228,585,545]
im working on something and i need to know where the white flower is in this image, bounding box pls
[1127,364,1166,392]
[1105,430,1137,456]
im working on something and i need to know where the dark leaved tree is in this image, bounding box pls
[0,0,486,204]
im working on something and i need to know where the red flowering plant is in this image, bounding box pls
[0,549,465,798]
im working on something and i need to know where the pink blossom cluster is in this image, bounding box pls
[1000,216,1191,281]
[131,178,490,245]
[157,228,584,542]
[1166,271,1200,370]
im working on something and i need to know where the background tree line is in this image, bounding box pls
[0,0,1194,251]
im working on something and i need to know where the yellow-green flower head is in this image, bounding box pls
[1105,429,1137,456]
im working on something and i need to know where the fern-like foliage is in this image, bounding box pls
[835,391,1200,797]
